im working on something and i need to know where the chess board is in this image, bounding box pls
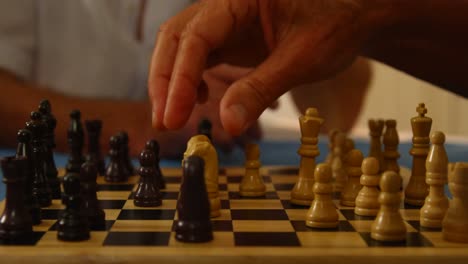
[0,166,467,264]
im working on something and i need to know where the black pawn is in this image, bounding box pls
[57,173,90,241]
[105,135,128,182]
[175,155,213,243]
[38,99,61,199]
[0,156,33,240]
[25,111,52,207]
[117,131,134,175]
[198,119,212,140]
[80,159,106,230]
[15,129,41,225]
[65,110,85,174]
[85,120,106,176]
[134,148,162,207]
[145,140,166,189]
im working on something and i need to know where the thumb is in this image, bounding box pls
[220,40,309,135]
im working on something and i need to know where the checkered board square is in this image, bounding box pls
[0,166,467,264]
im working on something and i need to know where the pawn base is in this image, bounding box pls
[404,197,425,206]
[354,207,378,216]
[175,220,213,243]
[420,217,443,229]
[340,199,356,207]
[134,198,162,208]
[290,198,313,207]
[371,232,406,242]
[306,220,338,229]
[239,190,266,197]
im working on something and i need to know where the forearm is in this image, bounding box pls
[0,69,152,155]
[363,0,468,95]
[290,57,371,133]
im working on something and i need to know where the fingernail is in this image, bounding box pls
[228,104,248,132]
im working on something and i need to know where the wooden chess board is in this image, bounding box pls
[0,166,467,264]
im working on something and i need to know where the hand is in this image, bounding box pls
[149,0,384,135]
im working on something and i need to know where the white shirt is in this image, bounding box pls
[0,0,192,100]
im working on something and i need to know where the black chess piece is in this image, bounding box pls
[175,155,213,243]
[80,158,106,230]
[85,120,106,176]
[134,148,162,207]
[57,173,90,241]
[25,111,52,207]
[117,131,134,175]
[105,135,128,182]
[145,140,166,189]
[38,99,61,199]
[15,129,41,225]
[0,156,33,240]
[198,119,212,140]
[65,110,85,174]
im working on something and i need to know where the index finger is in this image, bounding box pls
[162,0,259,130]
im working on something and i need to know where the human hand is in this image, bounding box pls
[149,0,385,135]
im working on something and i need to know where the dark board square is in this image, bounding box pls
[227,175,242,183]
[98,184,134,191]
[290,220,355,232]
[268,168,298,175]
[332,192,342,200]
[281,200,310,209]
[262,176,271,183]
[234,232,300,247]
[406,220,442,232]
[164,177,181,184]
[171,220,233,232]
[231,210,288,220]
[49,220,115,231]
[273,183,295,191]
[228,191,278,200]
[218,184,228,191]
[340,209,375,221]
[402,203,422,210]
[128,191,179,200]
[220,200,230,209]
[118,210,175,220]
[41,209,62,220]
[104,232,171,246]
[99,200,127,209]
[0,232,45,246]
[360,232,434,247]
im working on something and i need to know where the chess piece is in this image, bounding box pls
[340,149,363,207]
[355,157,381,216]
[57,173,90,241]
[65,110,85,174]
[383,119,400,174]
[80,159,106,230]
[38,99,61,199]
[183,135,220,218]
[368,119,385,172]
[331,132,347,192]
[442,162,468,243]
[198,119,212,141]
[15,129,41,225]
[306,163,339,228]
[175,155,213,243]
[405,103,432,206]
[0,157,33,240]
[239,143,266,197]
[85,120,106,176]
[134,147,162,207]
[145,140,166,189]
[291,108,324,206]
[118,131,135,176]
[105,135,128,182]
[371,171,406,242]
[25,111,52,207]
[325,129,339,165]
[344,137,355,156]
[420,131,449,228]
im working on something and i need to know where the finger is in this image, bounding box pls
[148,4,201,129]
[220,37,311,135]
[163,0,258,129]
[196,80,209,104]
[206,64,253,83]
[269,100,279,110]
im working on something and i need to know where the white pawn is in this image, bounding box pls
[442,162,468,243]
[239,143,266,197]
[371,171,406,241]
[340,149,363,207]
[420,131,449,228]
[355,157,380,216]
[306,163,339,228]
